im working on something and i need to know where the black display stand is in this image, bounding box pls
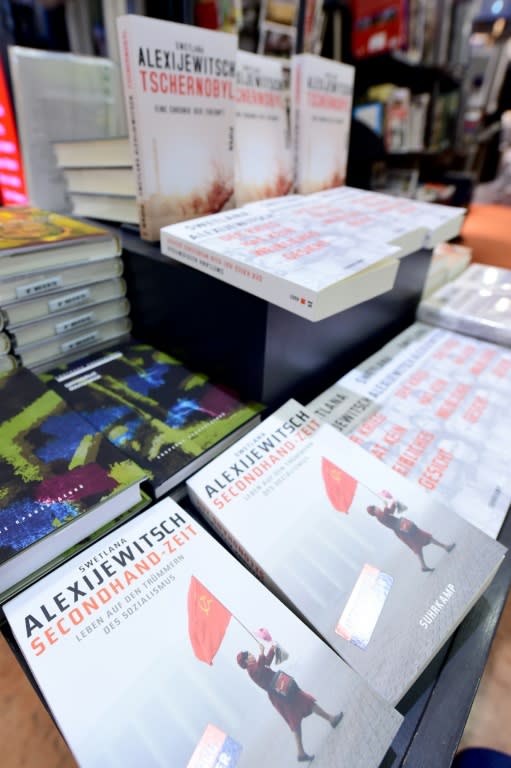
[120,227,433,407]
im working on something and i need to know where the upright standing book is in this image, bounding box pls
[161,206,400,321]
[234,51,293,206]
[308,323,511,538]
[290,54,354,194]
[186,399,506,705]
[4,497,402,767]
[0,367,146,600]
[117,15,238,240]
[42,341,264,498]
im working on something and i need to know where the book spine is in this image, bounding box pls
[117,18,148,240]
[291,57,302,193]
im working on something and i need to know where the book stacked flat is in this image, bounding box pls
[308,322,511,539]
[417,262,511,345]
[53,136,137,225]
[0,207,131,371]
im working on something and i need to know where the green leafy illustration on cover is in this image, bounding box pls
[44,342,263,492]
[0,368,145,567]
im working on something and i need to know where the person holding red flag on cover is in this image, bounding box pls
[236,642,343,763]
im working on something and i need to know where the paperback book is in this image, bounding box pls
[234,51,293,206]
[4,497,402,767]
[308,323,511,538]
[186,399,506,705]
[417,263,511,345]
[53,136,132,169]
[291,54,354,194]
[0,207,121,276]
[160,206,400,321]
[42,341,264,498]
[117,15,238,240]
[0,366,146,599]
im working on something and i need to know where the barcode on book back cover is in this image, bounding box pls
[336,564,393,649]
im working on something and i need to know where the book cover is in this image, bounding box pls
[42,341,264,498]
[417,265,511,345]
[0,366,145,598]
[0,56,28,206]
[8,46,126,213]
[291,54,354,194]
[117,15,238,241]
[161,206,400,321]
[234,51,293,206]
[313,185,466,249]
[308,323,511,538]
[186,399,506,705]
[4,497,403,767]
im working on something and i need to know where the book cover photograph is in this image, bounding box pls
[0,367,146,597]
[234,51,293,206]
[4,497,403,767]
[186,400,506,705]
[117,15,238,240]
[310,323,511,538]
[291,54,354,194]
[161,206,400,321]
[43,342,263,497]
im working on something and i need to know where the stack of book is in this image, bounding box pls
[53,136,137,225]
[0,206,131,371]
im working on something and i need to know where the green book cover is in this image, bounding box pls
[42,341,264,497]
[0,367,146,596]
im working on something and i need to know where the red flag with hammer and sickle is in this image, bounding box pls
[187,576,232,664]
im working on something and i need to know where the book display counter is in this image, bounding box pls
[0,221,509,768]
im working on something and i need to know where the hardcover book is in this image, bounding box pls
[0,366,146,599]
[0,207,121,276]
[417,263,511,345]
[8,46,126,213]
[290,54,354,194]
[160,206,400,321]
[186,399,506,705]
[42,341,264,498]
[308,323,511,538]
[234,51,293,206]
[4,497,402,767]
[53,136,132,169]
[117,15,238,241]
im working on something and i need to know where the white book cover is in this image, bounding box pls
[161,207,399,321]
[186,400,506,705]
[117,15,238,241]
[234,51,293,206]
[314,186,466,248]
[291,54,354,194]
[4,498,402,767]
[417,272,511,345]
[8,46,126,214]
[309,323,511,538]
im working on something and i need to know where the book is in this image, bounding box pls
[421,241,472,299]
[19,316,133,371]
[234,51,293,206]
[8,297,131,350]
[70,192,138,224]
[62,166,136,196]
[2,278,127,328]
[0,207,121,276]
[42,341,264,498]
[160,206,400,321]
[8,46,126,213]
[4,496,403,767]
[53,136,132,169]
[290,54,354,194]
[0,366,146,599]
[351,0,405,58]
[417,263,511,345]
[308,323,511,538]
[0,256,124,307]
[186,399,506,705]
[313,186,466,249]
[117,15,238,241]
